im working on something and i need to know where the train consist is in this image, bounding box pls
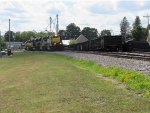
[71,30,150,52]
[24,35,63,51]
[70,35,134,52]
[24,15,64,51]
[24,34,150,52]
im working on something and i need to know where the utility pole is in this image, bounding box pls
[143,14,150,29]
[56,14,59,35]
[9,19,10,48]
[144,14,150,44]
[0,30,1,51]
[50,17,52,33]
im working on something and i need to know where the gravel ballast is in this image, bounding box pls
[53,51,150,75]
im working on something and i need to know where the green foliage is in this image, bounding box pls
[18,31,36,42]
[3,31,50,42]
[132,26,147,41]
[66,23,81,39]
[147,24,150,30]
[0,36,6,49]
[100,29,111,37]
[69,38,76,45]
[0,52,150,112]
[67,57,150,97]
[81,27,98,40]
[36,32,49,38]
[14,31,22,42]
[4,31,15,42]
[132,16,147,41]
[59,30,66,40]
[133,16,141,28]
[120,17,131,42]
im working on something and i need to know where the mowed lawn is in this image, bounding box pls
[0,52,149,113]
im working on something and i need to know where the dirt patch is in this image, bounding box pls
[96,74,125,88]
[96,74,143,97]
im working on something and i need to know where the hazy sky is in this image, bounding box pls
[0,0,150,35]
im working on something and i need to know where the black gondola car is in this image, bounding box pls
[71,35,132,52]
[102,35,122,51]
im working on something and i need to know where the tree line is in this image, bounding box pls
[3,31,50,42]
[120,16,150,42]
[1,23,111,43]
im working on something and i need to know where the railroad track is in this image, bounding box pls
[65,50,150,61]
[96,52,150,61]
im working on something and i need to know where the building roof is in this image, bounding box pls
[76,34,88,44]
[147,30,150,45]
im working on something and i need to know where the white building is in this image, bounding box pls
[62,40,70,46]
[6,42,23,50]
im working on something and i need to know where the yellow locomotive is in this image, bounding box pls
[50,34,63,50]
[24,14,63,51]
[24,40,33,50]
[24,35,63,51]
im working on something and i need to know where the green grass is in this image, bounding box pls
[65,57,150,97]
[0,51,150,113]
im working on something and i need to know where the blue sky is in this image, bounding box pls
[0,0,150,35]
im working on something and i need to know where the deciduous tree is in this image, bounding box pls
[0,36,6,49]
[100,29,111,37]
[66,23,80,39]
[59,30,66,40]
[120,17,131,42]
[81,27,98,40]
[4,31,15,42]
[132,16,146,41]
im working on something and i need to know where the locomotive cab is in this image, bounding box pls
[49,34,63,50]
[51,35,62,46]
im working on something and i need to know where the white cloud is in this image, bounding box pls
[0,0,150,35]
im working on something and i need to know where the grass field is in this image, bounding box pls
[0,52,150,113]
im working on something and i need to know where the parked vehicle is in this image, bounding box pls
[0,50,7,56]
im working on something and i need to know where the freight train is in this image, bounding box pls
[24,34,63,51]
[70,30,150,52]
[24,15,64,51]
[70,35,134,52]
[24,14,64,51]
